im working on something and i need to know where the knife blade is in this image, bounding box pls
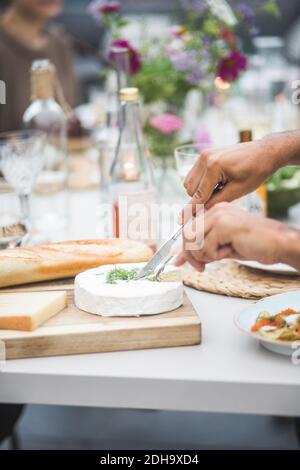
[136,224,184,280]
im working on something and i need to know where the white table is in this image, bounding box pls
[0,191,300,417]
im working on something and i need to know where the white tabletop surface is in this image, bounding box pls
[0,191,300,416]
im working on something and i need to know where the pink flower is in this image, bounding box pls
[89,0,121,16]
[194,127,212,150]
[109,39,141,75]
[149,114,183,134]
[217,50,247,82]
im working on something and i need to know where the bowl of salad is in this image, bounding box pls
[235,291,300,356]
[267,166,300,218]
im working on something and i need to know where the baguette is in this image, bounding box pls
[0,239,153,288]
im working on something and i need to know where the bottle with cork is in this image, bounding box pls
[239,129,268,215]
[110,87,157,250]
[23,59,70,236]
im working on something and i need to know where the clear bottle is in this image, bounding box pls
[110,87,157,249]
[22,59,69,236]
[93,47,130,238]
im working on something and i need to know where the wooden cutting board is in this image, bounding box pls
[0,279,201,359]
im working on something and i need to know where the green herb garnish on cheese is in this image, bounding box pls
[106,267,139,284]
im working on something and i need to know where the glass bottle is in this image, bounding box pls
[94,47,131,238]
[22,59,69,236]
[110,87,157,249]
[239,129,267,215]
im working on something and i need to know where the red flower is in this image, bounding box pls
[217,50,247,82]
[89,1,121,16]
[221,29,237,49]
[109,39,141,75]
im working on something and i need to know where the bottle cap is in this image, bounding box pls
[31,59,51,72]
[120,87,139,102]
[239,129,252,143]
[30,60,54,101]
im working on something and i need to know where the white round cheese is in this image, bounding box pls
[74,263,183,317]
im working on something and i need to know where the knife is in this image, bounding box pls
[136,224,184,280]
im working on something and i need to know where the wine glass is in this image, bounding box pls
[0,185,28,248]
[175,144,202,181]
[0,130,46,234]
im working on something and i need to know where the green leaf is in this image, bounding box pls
[116,17,128,28]
[202,19,220,36]
[261,0,281,18]
[131,55,193,108]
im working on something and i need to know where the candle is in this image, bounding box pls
[122,148,139,181]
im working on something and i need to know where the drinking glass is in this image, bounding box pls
[0,130,46,232]
[0,186,28,248]
[175,144,202,181]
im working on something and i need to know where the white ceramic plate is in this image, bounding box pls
[237,260,298,275]
[235,291,300,356]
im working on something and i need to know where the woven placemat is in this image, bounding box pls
[183,261,300,299]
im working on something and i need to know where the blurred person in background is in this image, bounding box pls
[0,0,78,132]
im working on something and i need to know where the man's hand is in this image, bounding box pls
[175,204,300,272]
[183,131,300,214]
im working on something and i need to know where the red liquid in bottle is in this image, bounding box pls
[112,196,156,252]
[113,202,120,238]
